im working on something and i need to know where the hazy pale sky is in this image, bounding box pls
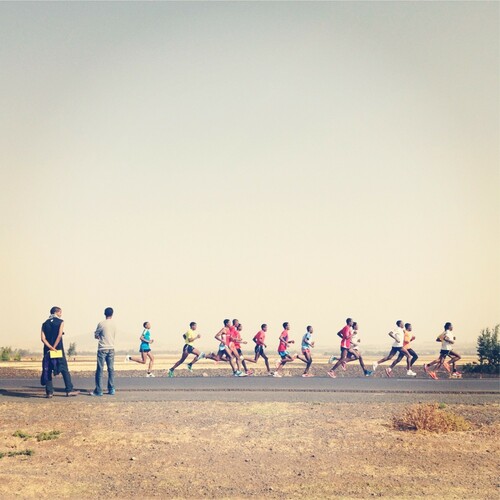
[1,2,498,352]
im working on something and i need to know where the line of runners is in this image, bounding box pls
[126,318,462,379]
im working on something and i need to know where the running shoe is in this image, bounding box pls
[385,367,393,377]
[67,390,80,397]
[108,389,115,395]
[327,371,336,378]
[372,361,378,371]
[89,391,103,397]
[428,371,438,380]
[328,355,338,364]
[451,372,463,379]
[146,372,155,377]
[246,370,254,376]
[364,370,374,377]
[187,363,193,373]
[273,372,283,378]
[125,355,131,363]
[238,371,248,377]
[268,371,275,376]
[407,370,417,377]
[199,352,206,360]
[167,369,174,378]
[302,373,314,377]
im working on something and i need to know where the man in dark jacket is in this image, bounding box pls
[41,306,79,398]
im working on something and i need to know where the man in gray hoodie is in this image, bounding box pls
[90,307,117,396]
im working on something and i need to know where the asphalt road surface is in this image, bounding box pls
[1,376,498,403]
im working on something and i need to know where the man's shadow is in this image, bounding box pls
[0,388,86,399]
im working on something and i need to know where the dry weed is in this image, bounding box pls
[393,403,472,432]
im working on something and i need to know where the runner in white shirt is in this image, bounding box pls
[344,322,373,376]
[424,322,462,379]
[372,320,411,377]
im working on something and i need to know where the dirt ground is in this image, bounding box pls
[0,399,498,499]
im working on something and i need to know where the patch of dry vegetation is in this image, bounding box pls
[393,403,472,432]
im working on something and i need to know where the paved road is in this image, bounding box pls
[1,376,498,403]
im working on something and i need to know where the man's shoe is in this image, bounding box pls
[66,390,80,397]
[108,389,115,395]
[89,391,102,397]
[46,393,53,399]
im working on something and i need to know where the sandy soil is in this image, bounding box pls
[0,399,498,499]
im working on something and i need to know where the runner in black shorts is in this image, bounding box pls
[243,324,273,375]
[167,322,205,377]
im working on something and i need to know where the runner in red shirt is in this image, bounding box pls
[327,318,353,378]
[205,319,246,376]
[244,324,273,375]
[233,323,253,376]
[274,322,296,377]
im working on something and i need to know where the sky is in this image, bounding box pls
[0,2,498,353]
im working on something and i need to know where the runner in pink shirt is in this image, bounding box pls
[327,318,353,378]
[274,322,296,377]
[243,324,273,375]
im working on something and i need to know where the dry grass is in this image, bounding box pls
[393,403,472,432]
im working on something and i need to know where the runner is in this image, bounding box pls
[125,322,155,377]
[243,324,273,375]
[297,325,315,377]
[274,322,296,377]
[233,323,253,375]
[206,319,245,376]
[385,322,418,376]
[167,322,205,377]
[205,319,231,364]
[327,318,353,378]
[228,319,246,374]
[343,321,373,376]
[372,320,411,377]
[424,322,462,379]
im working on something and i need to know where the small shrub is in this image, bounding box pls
[12,430,32,439]
[36,430,61,442]
[0,347,12,362]
[0,449,34,459]
[393,403,471,433]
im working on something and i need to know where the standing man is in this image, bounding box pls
[40,306,79,398]
[91,307,117,396]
